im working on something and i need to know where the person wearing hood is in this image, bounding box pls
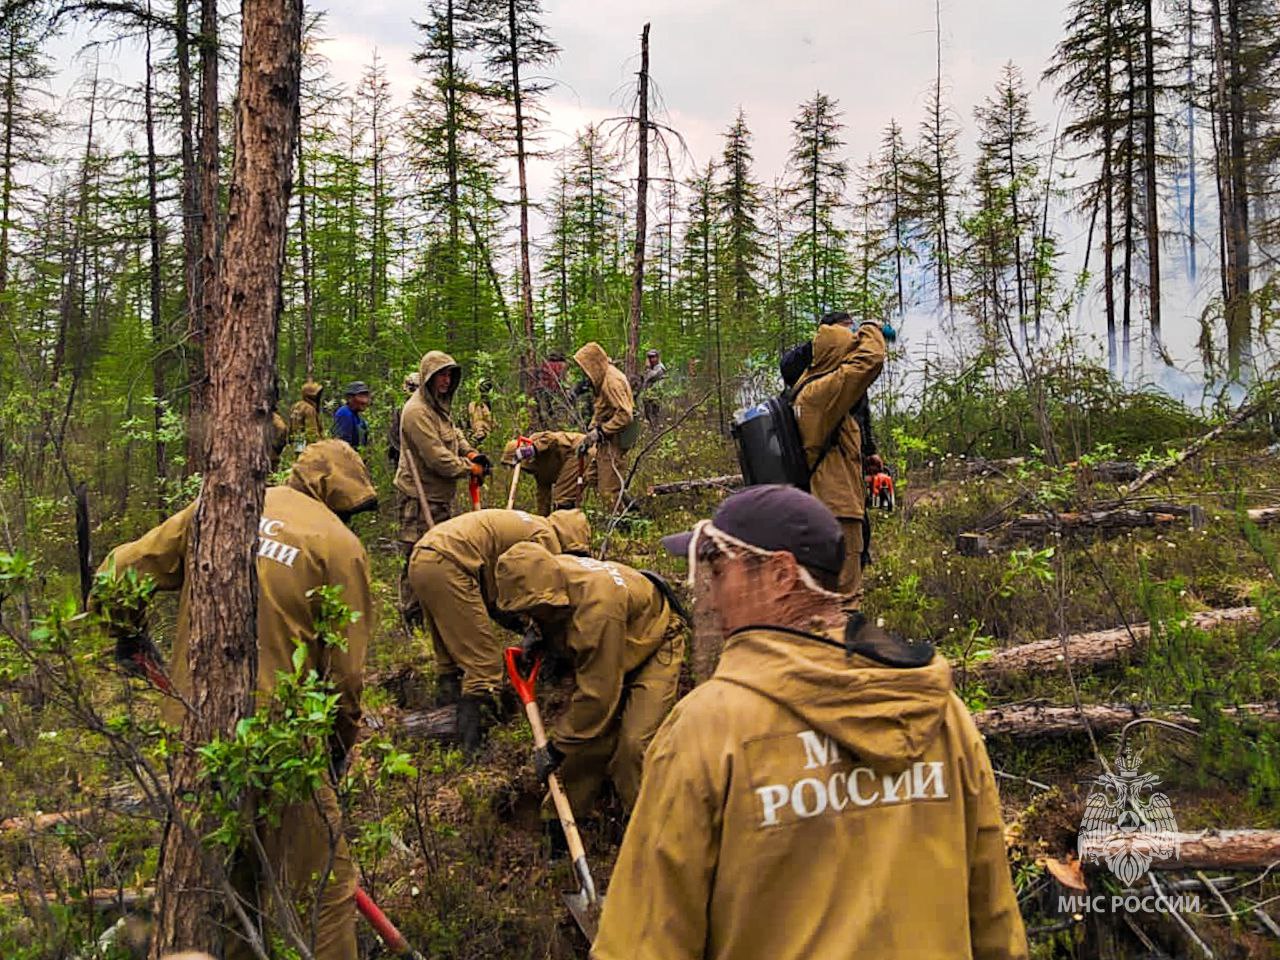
[290,381,325,450]
[93,439,379,960]
[501,431,596,515]
[495,542,684,828]
[791,312,887,611]
[573,342,635,513]
[592,485,1027,960]
[407,507,591,753]
[469,378,495,447]
[393,352,490,630]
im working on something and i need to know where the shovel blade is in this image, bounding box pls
[562,889,602,943]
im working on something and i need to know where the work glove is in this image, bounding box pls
[576,427,600,457]
[515,443,537,463]
[467,451,493,476]
[113,630,165,680]
[879,320,898,344]
[518,622,543,672]
[533,742,565,787]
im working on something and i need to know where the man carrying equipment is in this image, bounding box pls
[501,431,596,515]
[791,312,886,611]
[495,543,683,824]
[407,508,591,752]
[94,440,378,960]
[394,351,490,630]
[289,381,325,450]
[573,342,635,513]
[592,485,1027,960]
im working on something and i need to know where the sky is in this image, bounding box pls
[44,1,1227,390]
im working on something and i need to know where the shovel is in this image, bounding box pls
[503,646,602,941]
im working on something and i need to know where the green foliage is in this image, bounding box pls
[306,583,360,653]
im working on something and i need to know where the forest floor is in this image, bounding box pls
[2,398,1280,959]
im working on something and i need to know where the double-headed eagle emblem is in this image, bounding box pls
[1078,747,1180,886]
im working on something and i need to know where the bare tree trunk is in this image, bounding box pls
[1186,0,1197,281]
[508,0,537,391]
[144,8,168,520]
[1102,0,1118,375]
[176,0,199,368]
[1141,0,1163,356]
[187,0,221,473]
[296,95,314,380]
[147,0,301,949]
[1122,45,1136,376]
[624,23,650,380]
[0,29,18,314]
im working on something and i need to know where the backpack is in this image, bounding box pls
[731,374,844,491]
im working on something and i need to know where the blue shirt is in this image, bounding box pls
[333,404,369,449]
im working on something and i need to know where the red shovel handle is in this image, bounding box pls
[355,887,411,954]
[504,646,541,705]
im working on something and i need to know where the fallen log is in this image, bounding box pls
[0,887,153,910]
[1072,831,1280,873]
[1120,397,1269,499]
[379,704,458,742]
[1005,507,1189,536]
[647,474,743,496]
[974,701,1280,739]
[1248,506,1280,526]
[973,607,1260,680]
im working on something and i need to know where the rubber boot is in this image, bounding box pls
[542,818,569,862]
[457,694,485,757]
[435,671,462,707]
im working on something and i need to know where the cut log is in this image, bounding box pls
[1004,505,1203,537]
[647,474,743,496]
[1075,831,1280,873]
[0,887,153,909]
[974,701,1280,739]
[1247,506,1280,526]
[973,607,1260,680]
[956,532,995,557]
[387,704,459,742]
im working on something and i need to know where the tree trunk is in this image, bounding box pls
[0,29,18,314]
[508,0,537,391]
[1122,45,1136,377]
[147,0,301,950]
[144,9,168,520]
[176,0,199,377]
[296,95,314,379]
[1141,0,1163,356]
[188,0,221,473]
[624,23,650,380]
[1102,0,1117,376]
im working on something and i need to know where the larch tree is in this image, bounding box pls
[786,92,849,323]
[147,0,302,951]
[716,108,764,327]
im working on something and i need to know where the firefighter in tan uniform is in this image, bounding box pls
[394,351,489,629]
[494,543,683,823]
[792,316,886,610]
[289,380,325,448]
[593,485,1027,960]
[95,440,378,960]
[407,508,591,752]
[501,431,596,515]
[469,378,495,447]
[573,342,634,512]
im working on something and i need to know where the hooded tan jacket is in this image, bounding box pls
[413,508,591,608]
[792,323,886,519]
[574,342,634,437]
[289,381,325,444]
[468,399,494,445]
[97,440,378,757]
[592,625,1027,960]
[501,432,590,513]
[495,543,676,754]
[395,351,475,504]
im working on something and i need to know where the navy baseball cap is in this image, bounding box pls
[661,485,846,577]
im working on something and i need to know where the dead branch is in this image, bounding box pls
[1120,398,1269,499]
[646,474,743,496]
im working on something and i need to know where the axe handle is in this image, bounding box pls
[506,462,522,510]
[404,446,435,532]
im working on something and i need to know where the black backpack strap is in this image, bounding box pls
[640,570,690,624]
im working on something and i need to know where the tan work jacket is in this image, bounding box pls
[792,323,885,519]
[395,351,475,504]
[98,441,377,757]
[592,624,1028,960]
